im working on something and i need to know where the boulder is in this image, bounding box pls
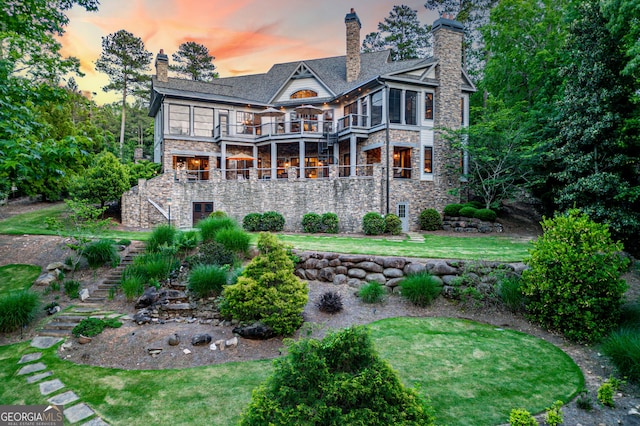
[133,311,151,324]
[347,268,366,279]
[233,322,275,340]
[225,337,238,348]
[338,255,367,263]
[295,268,307,279]
[46,262,71,272]
[383,268,404,278]
[383,257,406,269]
[168,334,180,346]
[215,339,225,351]
[335,266,348,275]
[135,287,159,309]
[318,267,335,282]
[403,263,425,276]
[34,272,56,287]
[428,261,457,276]
[385,278,403,288]
[347,278,363,288]
[79,288,90,302]
[355,261,383,273]
[365,273,386,285]
[333,274,348,286]
[305,269,319,280]
[191,334,212,346]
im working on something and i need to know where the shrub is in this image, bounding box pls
[458,206,478,218]
[419,208,442,231]
[0,291,40,332]
[188,264,228,298]
[317,291,343,314]
[358,282,386,304]
[83,239,120,268]
[209,210,227,218]
[116,239,131,246]
[521,209,629,343]
[302,212,322,233]
[146,224,177,253]
[443,203,464,216]
[474,208,497,222]
[197,216,238,242]
[601,327,640,383]
[320,212,339,233]
[63,280,81,299]
[239,326,435,426]
[174,230,200,252]
[362,212,385,235]
[193,241,236,267]
[497,276,525,312]
[597,380,615,407]
[508,408,537,426]
[400,272,442,307]
[214,228,250,253]
[576,391,593,411]
[72,317,121,338]
[545,400,563,426]
[121,274,145,301]
[385,213,402,235]
[260,211,285,232]
[464,200,484,209]
[242,213,262,232]
[128,253,179,283]
[220,233,307,335]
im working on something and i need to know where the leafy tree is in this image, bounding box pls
[169,41,218,81]
[95,30,152,160]
[74,151,130,208]
[361,5,430,61]
[127,160,161,187]
[601,0,640,81]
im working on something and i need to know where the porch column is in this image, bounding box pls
[221,142,227,180]
[299,140,305,179]
[252,145,258,169]
[349,135,357,177]
[271,142,277,179]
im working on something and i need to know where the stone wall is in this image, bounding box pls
[442,217,504,233]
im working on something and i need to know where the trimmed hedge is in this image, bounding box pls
[363,212,386,235]
[242,213,262,232]
[443,203,464,216]
[302,213,322,233]
[419,208,442,231]
[475,208,497,222]
[385,214,402,235]
[320,212,339,233]
[242,212,286,232]
[458,206,478,218]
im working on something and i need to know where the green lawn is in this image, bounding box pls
[0,317,582,425]
[0,264,41,294]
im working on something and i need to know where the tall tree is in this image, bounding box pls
[361,5,430,61]
[74,151,130,208]
[95,30,152,160]
[169,41,218,81]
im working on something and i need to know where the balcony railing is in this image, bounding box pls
[337,114,369,131]
[393,167,412,179]
[173,164,377,182]
[214,116,370,140]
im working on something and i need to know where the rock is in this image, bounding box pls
[318,267,335,282]
[335,266,348,275]
[428,260,457,275]
[441,275,459,285]
[338,254,367,263]
[365,273,386,285]
[215,339,225,351]
[316,259,329,269]
[191,334,212,346]
[77,335,92,344]
[233,322,275,340]
[135,287,159,309]
[225,337,238,348]
[403,263,425,276]
[46,262,71,271]
[355,261,383,273]
[442,285,458,299]
[183,349,191,355]
[305,269,319,280]
[147,348,162,357]
[347,268,366,279]
[79,288,89,302]
[385,278,403,288]
[295,268,307,279]
[383,268,404,278]
[347,278,362,288]
[34,272,56,286]
[46,304,61,315]
[209,342,217,351]
[383,257,406,269]
[168,334,180,346]
[133,312,151,324]
[333,274,348,286]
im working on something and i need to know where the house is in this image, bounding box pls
[122,9,475,232]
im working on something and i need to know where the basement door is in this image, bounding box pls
[192,202,213,226]
[397,202,409,232]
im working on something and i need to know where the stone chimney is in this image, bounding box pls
[155,49,169,83]
[345,8,361,83]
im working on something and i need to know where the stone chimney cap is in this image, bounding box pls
[156,49,168,62]
[345,8,361,28]
[432,13,464,33]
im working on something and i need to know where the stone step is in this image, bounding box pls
[84,297,105,303]
[38,329,70,337]
[161,303,192,311]
[53,315,84,323]
[45,322,78,330]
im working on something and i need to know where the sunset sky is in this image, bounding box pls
[59,0,438,104]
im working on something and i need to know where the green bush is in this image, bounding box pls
[419,208,442,231]
[597,377,619,407]
[508,408,537,426]
[127,253,179,284]
[320,212,339,233]
[209,210,227,218]
[497,276,525,312]
[214,228,250,253]
[192,241,236,267]
[474,208,497,222]
[358,282,386,304]
[121,274,145,301]
[362,212,385,235]
[400,272,442,307]
[146,224,178,253]
[464,200,484,209]
[175,230,200,252]
[116,239,131,246]
[301,212,322,233]
[239,326,435,426]
[242,213,262,232]
[458,206,478,218]
[63,280,81,299]
[385,213,403,235]
[197,216,238,242]
[260,211,285,232]
[0,291,40,332]
[188,264,228,298]
[545,400,563,426]
[83,239,120,268]
[220,233,307,335]
[601,327,640,383]
[72,317,121,338]
[443,203,464,216]
[521,209,629,343]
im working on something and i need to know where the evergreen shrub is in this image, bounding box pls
[443,203,464,216]
[242,213,262,232]
[362,212,385,235]
[458,206,478,218]
[260,211,285,232]
[385,214,402,235]
[419,208,442,231]
[320,212,339,233]
[508,408,537,426]
[302,213,322,233]
[474,208,497,222]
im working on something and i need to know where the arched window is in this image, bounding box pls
[290,89,318,99]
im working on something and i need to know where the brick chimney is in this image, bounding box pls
[345,8,361,83]
[155,49,169,83]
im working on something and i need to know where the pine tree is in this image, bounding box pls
[169,41,218,81]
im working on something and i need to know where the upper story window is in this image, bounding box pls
[291,89,318,99]
[425,92,434,120]
[371,91,383,126]
[405,90,417,125]
[193,107,214,137]
[236,111,259,135]
[389,88,402,124]
[169,104,189,135]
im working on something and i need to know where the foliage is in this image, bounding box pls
[197,216,238,242]
[508,408,537,426]
[188,264,228,299]
[302,212,322,233]
[316,291,343,314]
[63,280,81,299]
[601,326,640,384]
[320,212,339,233]
[362,212,386,235]
[74,151,130,208]
[544,400,563,426]
[169,41,218,81]
[474,208,497,222]
[576,391,593,411]
[521,209,629,343]
[126,160,160,186]
[385,213,402,235]
[400,272,442,307]
[220,233,308,336]
[458,206,477,218]
[121,274,145,301]
[242,213,262,232]
[419,208,442,231]
[260,211,285,232]
[191,241,236,267]
[443,203,464,216]
[497,276,525,313]
[125,253,178,284]
[0,291,40,333]
[174,230,200,252]
[146,224,178,253]
[72,317,122,338]
[209,210,227,218]
[597,378,616,407]
[214,228,250,253]
[358,282,386,304]
[83,239,120,268]
[239,326,435,425]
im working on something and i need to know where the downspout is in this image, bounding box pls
[377,78,390,215]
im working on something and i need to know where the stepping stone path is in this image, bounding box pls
[12,243,146,424]
[405,231,425,243]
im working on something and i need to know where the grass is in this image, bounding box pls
[0,264,41,294]
[0,317,582,426]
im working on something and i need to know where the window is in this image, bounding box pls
[344,102,358,127]
[371,91,383,126]
[236,111,258,135]
[425,92,434,120]
[423,146,433,174]
[219,110,228,136]
[361,97,368,126]
[169,104,189,135]
[291,89,318,99]
[405,90,417,125]
[366,147,381,164]
[173,156,209,180]
[393,147,412,179]
[193,107,214,137]
[389,88,401,123]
